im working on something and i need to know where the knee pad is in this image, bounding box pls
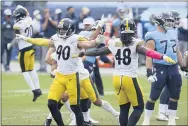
[80,99,89,112]
[48,99,58,109]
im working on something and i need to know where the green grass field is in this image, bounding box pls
[2,72,188,125]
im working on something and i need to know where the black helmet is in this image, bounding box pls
[91,20,106,35]
[57,18,75,39]
[13,7,28,22]
[119,18,136,46]
[155,12,174,30]
[167,10,180,27]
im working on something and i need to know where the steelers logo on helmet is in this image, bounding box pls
[119,18,136,46]
[155,12,174,30]
[57,18,75,39]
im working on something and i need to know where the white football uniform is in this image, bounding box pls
[108,37,143,77]
[50,52,89,80]
[13,17,33,50]
[51,34,89,75]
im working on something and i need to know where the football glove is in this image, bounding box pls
[97,19,107,28]
[50,69,57,78]
[180,66,188,72]
[147,69,157,83]
[15,34,28,41]
[7,43,12,50]
[183,72,188,78]
[162,55,176,64]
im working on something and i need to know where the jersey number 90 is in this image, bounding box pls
[115,48,131,65]
[56,45,71,60]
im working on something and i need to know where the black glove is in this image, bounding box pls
[180,66,188,72]
[146,68,153,78]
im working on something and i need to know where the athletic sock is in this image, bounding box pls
[119,103,130,126]
[29,70,40,89]
[83,111,90,122]
[101,100,119,117]
[64,100,75,120]
[22,72,35,90]
[168,101,177,125]
[158,104,165,114]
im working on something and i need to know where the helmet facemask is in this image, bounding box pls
[57,23,74,39]
[164,18,175,30]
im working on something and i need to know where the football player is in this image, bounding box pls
[10,5,42,102]
[43,19,119,126]
[142,12,187,125]
[15,18,106,126]
[156,10,181,121]
[77,18,176,126]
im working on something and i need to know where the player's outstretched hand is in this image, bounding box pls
[148,75,157,83]
[15,34,28,41]
[162,55,176,64]
[95,34,105,45]
[50,69,57,78]
[97,19,107,28]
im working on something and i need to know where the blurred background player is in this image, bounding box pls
[54,8,63,22]
[1,8,14,71]
[39,8,58,72]
[142,12,187,125]
[156,10,181,121]
[65,6,76,21]
[11,5,42,102]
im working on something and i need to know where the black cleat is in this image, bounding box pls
[32,89,42,102]
[44,119,52,126]
[84,121,92,126]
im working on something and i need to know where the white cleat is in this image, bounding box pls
[142,120,150,125]
[69,119,76,126]
[89,117,99,124]
[175,116,179,120]
[156,113,168,121]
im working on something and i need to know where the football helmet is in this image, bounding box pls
[119,18,136,46]
[57,18,75,39]
[155,12,175,30]
[167,10,180,28]
[13,5,28,22]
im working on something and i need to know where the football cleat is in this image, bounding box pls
[44,119,52,126]
[89,117,99,124]
[32,89,42,102]
[84,121,92,126]
[156,113,168,121]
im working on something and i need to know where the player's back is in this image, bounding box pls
[13,17,33,50]
[108,37,142,77]
[145,30,177,65]
[51,34,83,74]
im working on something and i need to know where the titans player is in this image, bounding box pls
[77,18,175,126]
[142,12,187,125]
[157,10,181,121]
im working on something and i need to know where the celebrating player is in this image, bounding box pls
[77,18,176,126]
[15,18,107,126]
[10,5,42,102]
[142,12,187,125]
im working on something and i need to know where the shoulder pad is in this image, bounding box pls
[77,35,88,41]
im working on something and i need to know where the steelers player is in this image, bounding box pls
[78,18,176,126]
[43,20,119,125]
[15,18,105,126]
[11,5,41,102]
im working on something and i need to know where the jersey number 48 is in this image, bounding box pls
[115,48,131,65]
